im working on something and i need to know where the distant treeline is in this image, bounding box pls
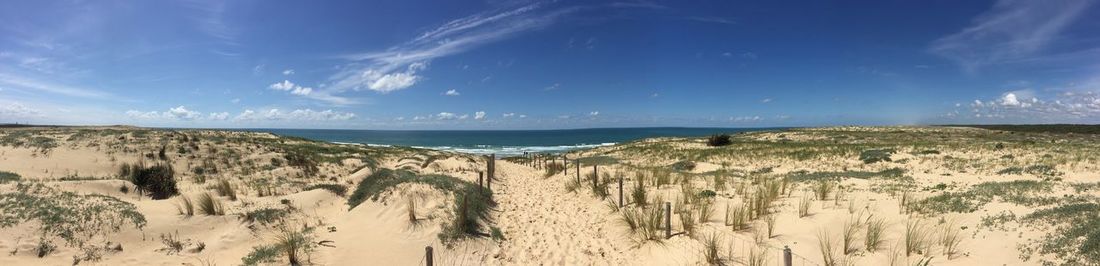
[945,124,1100,134]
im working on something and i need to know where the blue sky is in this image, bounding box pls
[1,0,1099,129]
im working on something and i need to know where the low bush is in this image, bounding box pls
[859,148,895,164]
[706,134,732,147]
[0,171,19,183]
[120,162,178,200]
[304,183,347,197]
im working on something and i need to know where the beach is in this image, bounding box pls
[0,126,1097,265]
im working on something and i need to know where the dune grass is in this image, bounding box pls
[817,229,838,266]
[0,171,19,184]
[196,192,225,216]
[905,217,928,256]
[241,207,291,225]
[177,195,195,216]
[214,179,237,201]
[303,183,347,197]
[344,169,496,242]
[865,216,886,252]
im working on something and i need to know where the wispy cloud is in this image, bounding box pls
[182,0,239,45]
[321,3,585,102]
[929,0,1095,71]
[443,89,461,96]
[687,16,736,25]
[0,72,112,99]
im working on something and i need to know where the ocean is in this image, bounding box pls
[249,127,782,156]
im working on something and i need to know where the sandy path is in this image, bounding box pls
[488,161,631,265]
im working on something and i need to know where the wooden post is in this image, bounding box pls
[592,165,598,190]
[783,246,792,266]
[478,171,484,191]
[665,202,672,239]
[425,246,434,266]
[575,159,580,184]
[563,155,568,175]
[487,154,494,191]
[618,177,624,207]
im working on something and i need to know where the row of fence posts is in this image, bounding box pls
[428,153,798,266]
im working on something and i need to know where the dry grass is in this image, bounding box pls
[214,179,237,201]
[842,214,863,255]
[177,195,195,216]
[196,192,225,216]
[818,229,838,266]
[701,233,723,265]
[799,194,813,218]
[813,180,835,201]
[939,218,962,258]
[905,217,928,256]
[865,216,886,252]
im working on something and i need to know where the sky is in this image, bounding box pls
[1,0,1100,129]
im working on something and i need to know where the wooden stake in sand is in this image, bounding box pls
[618,177,624,207]
[425,246,434,266]
[575,159,580,183]
[478,171,484,191]
[592,165,598,190]
[783,246,792,266]
[664,202,672,239]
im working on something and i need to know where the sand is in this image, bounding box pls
[0,126,1096,265]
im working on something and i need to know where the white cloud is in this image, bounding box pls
[444,89,461,96]
[519,114,527,118]
[502,112,515,118]
[958,89,1100,122]
[282,69,295,75]
[269,80,313,96]
[458,114,470,120]
[326,3,580,97]
[0,102,42,118]
[929,0,1095,70]
[760,98,772,103]
[475,111,486,120]
[231,98,240,104]
[208,112,229,120]
[436,112,457,120]
[0,72,112,99]
[730,116,763,122]
[368,72,419,93]
[544,83,561,91]
[589,111,599,116]
[235,109,257,121]
[167,106,201,120]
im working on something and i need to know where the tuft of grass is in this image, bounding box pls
[275,226,315,265]
[214,179,237,201]
[701,233,723,265]
[543,162,565,177]
[121,162,179,200]
[241,207,290,225]
[818,229,838,266]
[939,219,962,258]
[680,209,696,237]
[813,180,835,201]
[726,203,748,231]
[841,215,862,255]
[764,214,777,238]
[799,194,813,218]
[632,174,648,207]
[865,216,886,252]
[177,195,195,216]
[905,217,928,257]
[196,192,225,216]
[697,198,715,223]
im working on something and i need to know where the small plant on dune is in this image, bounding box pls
[841,215,862,255]
[214,179,237,201]
[122,162,179,200]
[196,192,225,216]
[899,191,912,214]
[939,219,962,258]
[818,229,839,266]
[241,207,290,226]
[177,195,195,216]
[726,203,748,231]
[764,214,777,238]
[680,210,697,237]
[707,134,732,146]
[158,232,188,255]
[813,180,835,201]
[275,226,316,266]
[697,198,715,223]
[632,174,648,207]
[303,183,347,197]
[905,217,927,256]
[799,194,813,218]
[859,148,895,164]
[564,177,583,193]
[701,233,723,265]
[865,216,886,252]
[543,162,565,177]
[0,171,20,184]
[242,245,281,266]
[747,247,767,266]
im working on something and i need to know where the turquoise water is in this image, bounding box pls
[251,127,782,155]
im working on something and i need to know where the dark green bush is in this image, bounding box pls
[121,162,178,200]
[706,134,732,147]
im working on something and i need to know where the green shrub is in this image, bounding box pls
[0,171,19,184]
[859,149,895,164]
[304,183,347,196]
[706,134,732,146]
[670,161,696,172]
[241,207,290,225]
[121,162,178,200]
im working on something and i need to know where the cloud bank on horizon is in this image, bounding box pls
[1,0,1099,129]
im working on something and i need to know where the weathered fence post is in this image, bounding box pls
[478,171,484,191]
[618,177,624,207]
[487,154,494,191]
[563,156,568,175]
[665,202,672,239]
[783,246,792,266]
[425,246,434,266]
[575,159,580,183]
[592,165,598,190]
